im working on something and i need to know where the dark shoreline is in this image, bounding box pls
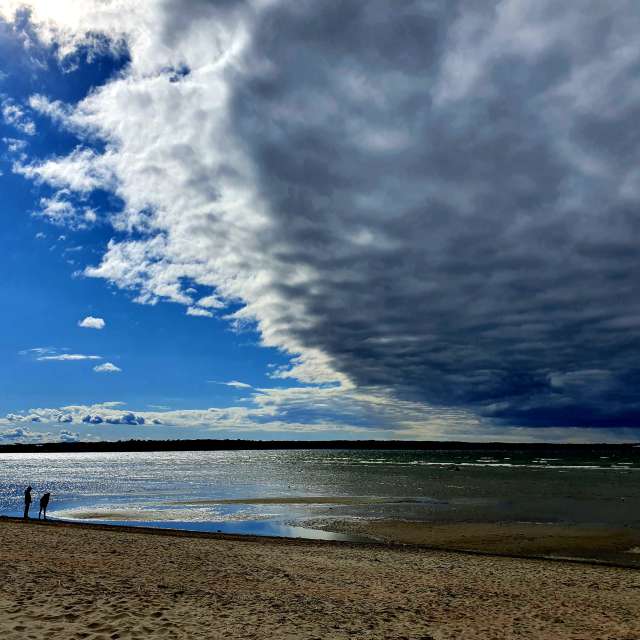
[2,438,640,454]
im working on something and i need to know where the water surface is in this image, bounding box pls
[1,448,639,538]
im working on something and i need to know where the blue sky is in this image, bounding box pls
[2,2,640,444]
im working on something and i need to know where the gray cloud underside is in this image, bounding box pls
[7,1,640,429]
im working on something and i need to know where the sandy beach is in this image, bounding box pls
[1,518,639,639]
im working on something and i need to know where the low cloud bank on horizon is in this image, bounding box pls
[2,1,640,439]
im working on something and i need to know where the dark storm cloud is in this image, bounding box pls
[228,1,640,427]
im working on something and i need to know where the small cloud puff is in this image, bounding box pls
[197,295,224,309]
[224,380,252,389]
[186,306,213,318]
[93,362,121,373]
[208,380,253,389]
[78,316,105,330]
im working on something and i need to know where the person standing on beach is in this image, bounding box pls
[23,486,33,519]
[39,492,51,520]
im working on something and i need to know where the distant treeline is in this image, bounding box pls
[1,439,639,454]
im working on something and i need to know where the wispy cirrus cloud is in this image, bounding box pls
[2,136,27,153]
[38,353,101,361]
[19,347,102,362]
[19,347,57,357]
[211,380,252,389]
[1,98,35,135]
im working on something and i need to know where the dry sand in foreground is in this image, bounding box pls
[1,518,639,640]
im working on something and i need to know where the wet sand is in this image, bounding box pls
[315,519,640,567]
[1,517,640,639]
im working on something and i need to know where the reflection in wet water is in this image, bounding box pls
[58,517,363,541]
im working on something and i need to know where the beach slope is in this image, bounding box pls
[0,518,639,639]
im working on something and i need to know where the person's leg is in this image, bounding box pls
[24,504,28,519]
[39,506,42,519]
[43,505,47,520]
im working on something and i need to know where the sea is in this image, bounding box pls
[1,448,640,540]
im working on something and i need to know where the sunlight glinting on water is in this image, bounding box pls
[2,449,640,536]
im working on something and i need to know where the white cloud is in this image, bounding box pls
[28,93,71,123]
[198,295,225,309]
[34,189,97,228]
[19,347,58,358]
[78,315,105,329]
[186,306,213,318]
[38,354,102,361]
[1,99,35,135]
[2,136,27,153]
[59,429,80,442]
[0,426,80,444]
[0,426,40,442]
[222,380,252,389]
[38,191,77,223]
[93,362,121,373]
[14,147,114,193]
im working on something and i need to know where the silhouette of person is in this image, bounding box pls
[24,486,33,519]
[39,493,51,520]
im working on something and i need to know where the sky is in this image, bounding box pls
[1,1,640,444]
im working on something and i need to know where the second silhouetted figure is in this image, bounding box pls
[39,492,51,520]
